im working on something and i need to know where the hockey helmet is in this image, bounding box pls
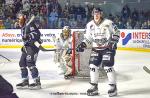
[92,7,103,23]
[92,7,103,15]
[62,26,71,39]
[93,8,102,14]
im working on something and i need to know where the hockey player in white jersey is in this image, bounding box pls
[54,26,73,79]
[77,8,120,97]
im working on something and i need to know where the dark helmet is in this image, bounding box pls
[92,7,103,16]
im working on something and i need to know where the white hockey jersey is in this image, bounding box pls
[55,36,72,50]
[84,18,120,48]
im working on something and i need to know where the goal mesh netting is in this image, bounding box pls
[71,31,106,78]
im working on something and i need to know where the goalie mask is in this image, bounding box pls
[62,26,71,40]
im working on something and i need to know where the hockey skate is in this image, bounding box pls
[108,84,117,97]
[16,78,29,89]
[29,77,41,90]
[87,83,99,96]
[64,74,74,79]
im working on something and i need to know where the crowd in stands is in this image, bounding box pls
[0,0,150,29]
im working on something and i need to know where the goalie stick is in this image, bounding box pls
[0,54,11,62]
[143,66,150,74]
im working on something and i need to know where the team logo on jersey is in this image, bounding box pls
[121,32,131,45]
[90,25,94,29]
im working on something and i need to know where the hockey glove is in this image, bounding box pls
[21,46,26,53]
[108,35,119,50]
[76,42,87,52]
[22,34,31,41]
[108,42,116,50]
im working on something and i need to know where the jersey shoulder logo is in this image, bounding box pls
[90,24,94,29]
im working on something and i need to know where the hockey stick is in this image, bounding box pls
[26,15,35,26]
[143,66,150,74]
[0,54,11,62]
[39,46,57,51]
[39,45,111,52]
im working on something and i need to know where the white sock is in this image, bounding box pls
[104,66,116,84]
[90,64,99,84]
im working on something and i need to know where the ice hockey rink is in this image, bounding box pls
[1,48,150,98]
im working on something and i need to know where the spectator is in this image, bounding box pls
[85,4,90,22]
[117,20,126,29]
[22,1,30,12]
[40,17,47,29]
[48,8,58,28]
[14,0,23,14]
[14,20,20,29]
[141,21,148,29]
[0,0,5,8]
[3,17,12,29]
[147,19,150,29]
[131,8,139,22]
[108,13,114,21]
[134,21,141,29]
[69,17,77,29]
[126,21,132,29]
[39,5,47,16]
[0,2,150,29]
[121,4,131,21]
[0,20,5,29]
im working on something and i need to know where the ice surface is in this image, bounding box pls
[1,49,150,98]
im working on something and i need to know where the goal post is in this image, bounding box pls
[71,31,107,78]
[71,31,92,77]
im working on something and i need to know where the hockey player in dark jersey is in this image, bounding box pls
[16,13,42,90]
[0,75,19,98]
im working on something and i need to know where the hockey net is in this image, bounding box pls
[71,31,106,78]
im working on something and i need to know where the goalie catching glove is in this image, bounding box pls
[76,42,87,52]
